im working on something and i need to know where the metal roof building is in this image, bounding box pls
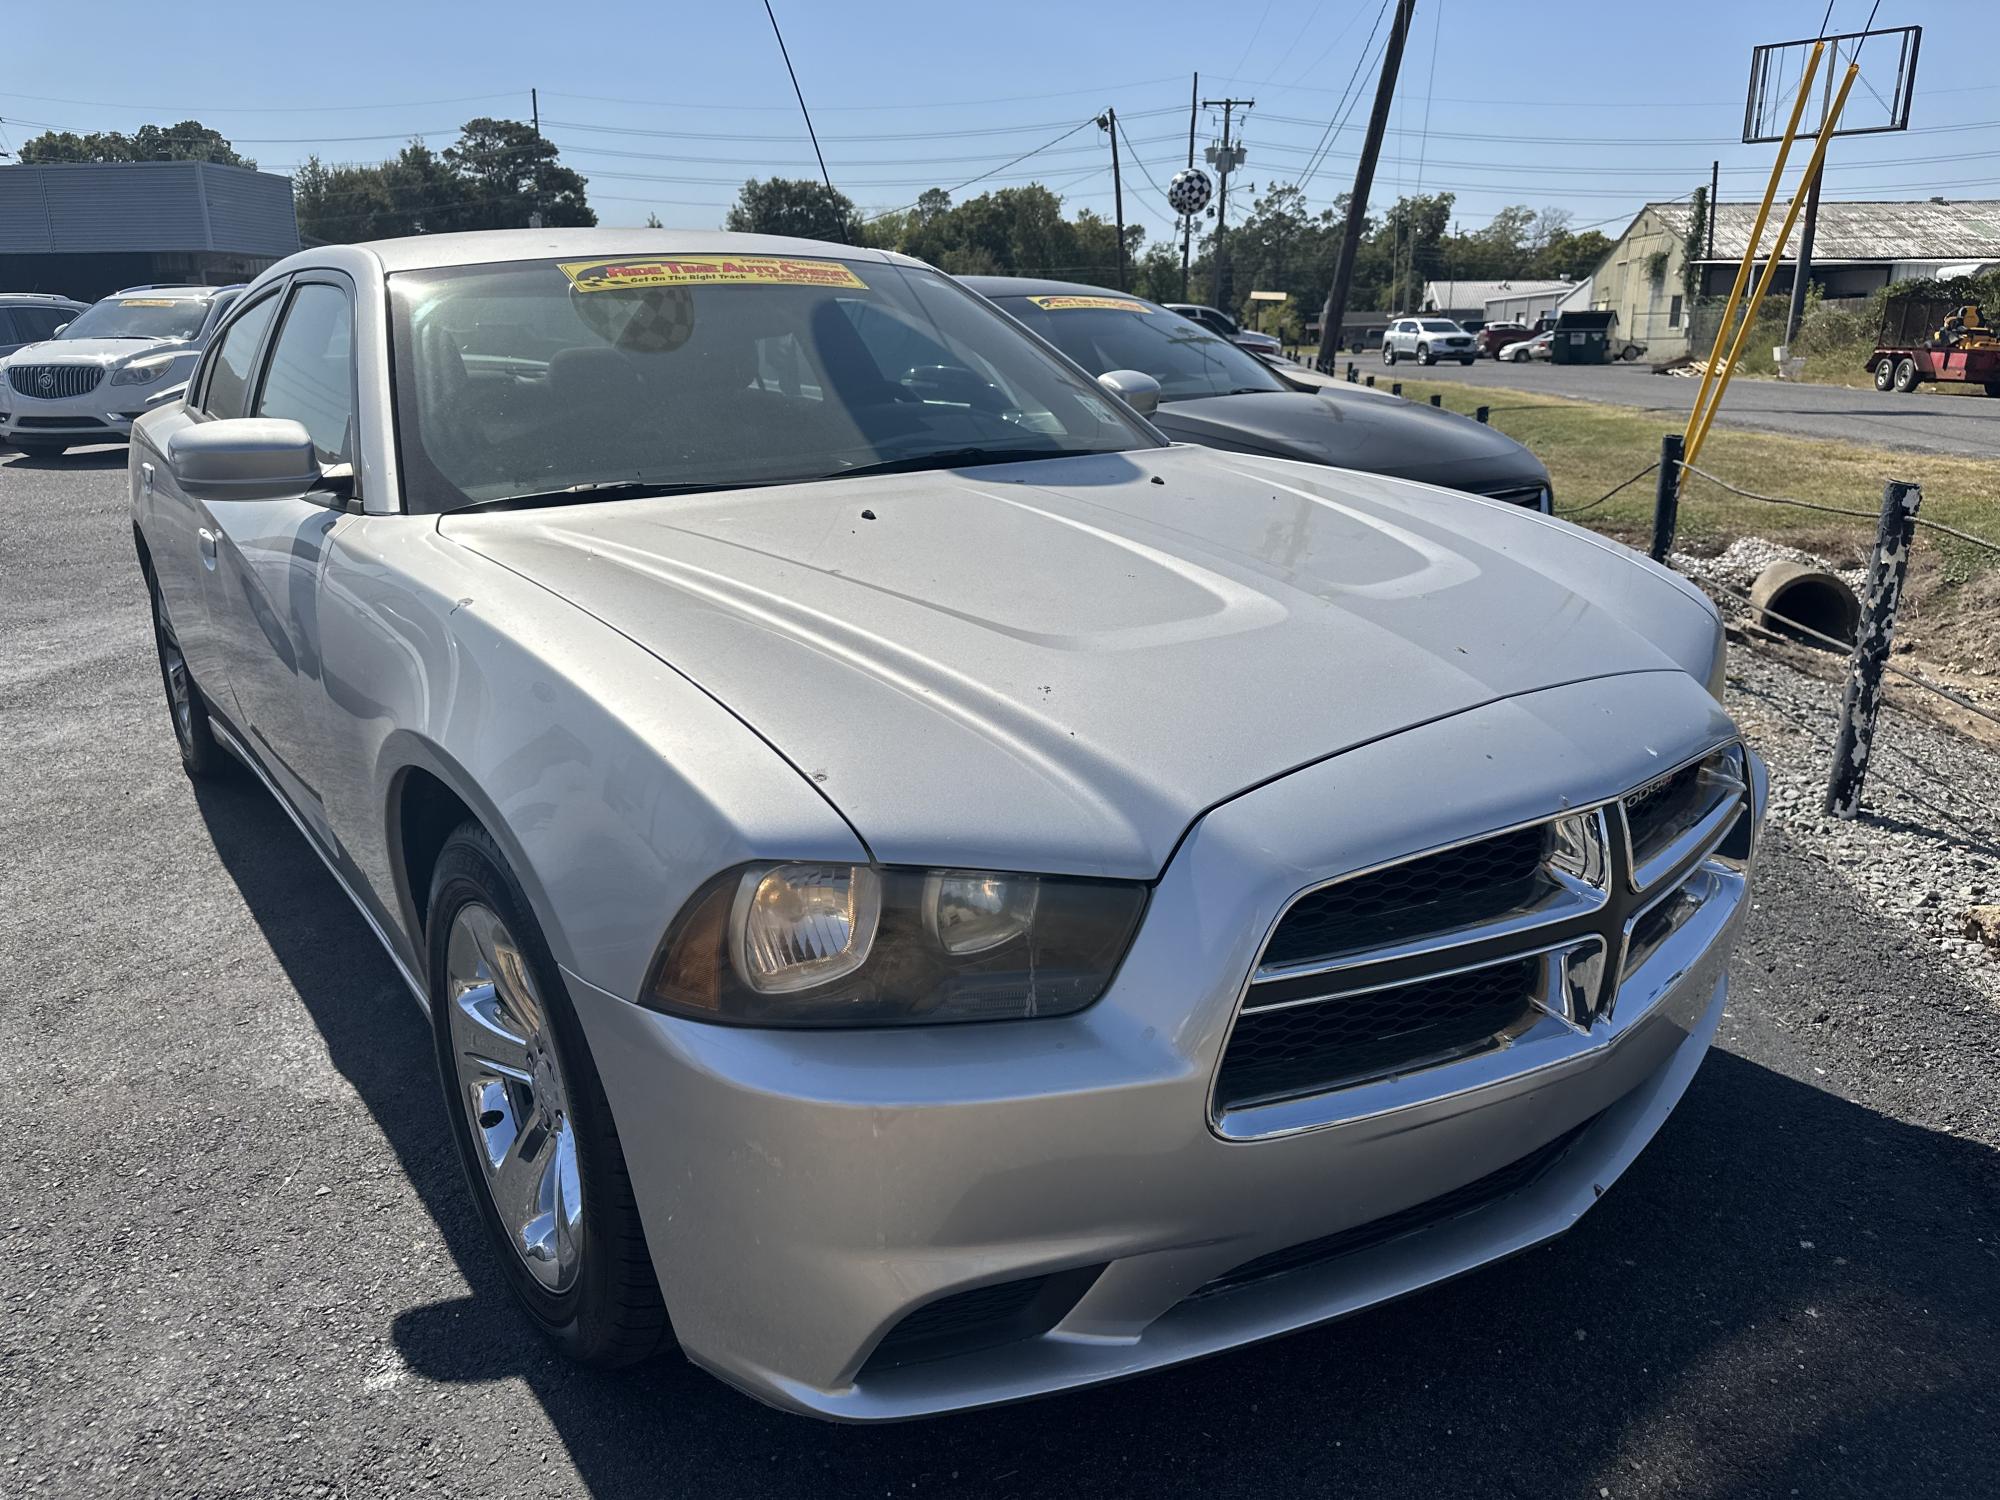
[0,161,299,301]
[1420,279,1574,321]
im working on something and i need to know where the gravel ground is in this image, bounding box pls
[3,448,1997,1499]
[1373,359,2000,458]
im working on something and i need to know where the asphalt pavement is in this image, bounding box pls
[1350,356,2000,458]
[3,446,1998,1499]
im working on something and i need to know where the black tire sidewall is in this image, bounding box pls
[1894,358,1919,393]
[1874,361,1894,391]
[145,570,225,779]
[425,824,668,1365]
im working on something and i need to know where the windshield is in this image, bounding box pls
[998,294,1287,401]
[389,255,1157,512]
[1420,320,1461,333]
[59,296,211,343]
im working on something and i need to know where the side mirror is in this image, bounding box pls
[52,323,69,337]
[1096,368,1162,418]
[166,418,322,502]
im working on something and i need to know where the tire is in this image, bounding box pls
[1873,359,1895,392]
[1418,344,1435,366]
[1382,345,1397,366]
[11,439,69,459]
[1893,357,1920,393]
[427,822,672,1368]
[1460,356,1475,366]
[146,571,230,779]
[1983,381,2000,398]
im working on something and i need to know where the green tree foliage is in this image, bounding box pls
[293,119,595,242]
[724,178,860,242]
[19,120,253,169]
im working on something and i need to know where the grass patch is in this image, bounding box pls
[1385,376,2000,663]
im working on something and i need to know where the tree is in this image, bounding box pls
[644,212,664,229]
[447,117,594,229]
[725,177,858,243]
[19,120,253,170]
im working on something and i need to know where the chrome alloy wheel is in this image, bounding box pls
[445,902,584,1292]
[154,594,195,752]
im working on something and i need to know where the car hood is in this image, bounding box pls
[5,336,183,366]
[442,444,1717,878]
[1152,389,1548,493]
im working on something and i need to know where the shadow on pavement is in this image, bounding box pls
[0,444,128,470]
[192,773,2000,1499]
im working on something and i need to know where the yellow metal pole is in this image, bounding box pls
[1682,41,1824,451]
[1685,61,1860,468]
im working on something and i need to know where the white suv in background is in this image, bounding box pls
[0,284,241,457]
[1382,317,1477,366]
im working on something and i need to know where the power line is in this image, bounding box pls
[538,75,1187,114]
[863,117,1101,221]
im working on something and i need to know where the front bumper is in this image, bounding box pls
[0,385,159,445]
[569,673,1764,1420]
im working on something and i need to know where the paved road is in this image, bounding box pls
[1351,356,2000,458]
[4,448,1998,1499]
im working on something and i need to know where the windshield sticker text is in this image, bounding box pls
[558,257,868,293]
[119,298,179,307]
[1025,295,1151,314]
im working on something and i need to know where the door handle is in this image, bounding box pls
[197,527,218,570]
[141,461,155,495]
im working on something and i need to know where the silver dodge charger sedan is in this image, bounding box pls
[129,230,1765,1421]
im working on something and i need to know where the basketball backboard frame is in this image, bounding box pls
[1743,26,1921,144]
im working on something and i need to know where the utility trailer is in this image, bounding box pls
[1865,297,2000,395]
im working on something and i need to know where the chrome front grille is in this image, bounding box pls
[1214,743,1751,1125]
[7,363,102,400]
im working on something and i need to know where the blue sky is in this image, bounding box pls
[5,0,1994,243]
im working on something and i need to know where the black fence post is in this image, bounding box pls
[1346,362,1357,382]
[1366,374,1376,388]
[1825,480,1924,819]
[1429,393,1442,407]
[1648,432,1684,563]
[1391,381,1402,397]
[1475,405,1489,424]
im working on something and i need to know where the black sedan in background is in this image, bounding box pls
[965,276,1552,511]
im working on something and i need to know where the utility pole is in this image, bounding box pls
[1182,73,1198,301]
[1203,97,1252,313]
[1707,159,1719,260]
[1315,0,1417,370]
[1099,109,1127,291]
[1785,161,1823,345]
[528,88,544,228]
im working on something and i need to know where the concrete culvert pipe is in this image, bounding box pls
[1747,562,1861,650]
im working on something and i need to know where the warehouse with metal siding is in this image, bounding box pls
[0,161,299,300]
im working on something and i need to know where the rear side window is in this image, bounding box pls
[25,309,72,339]
[255,283,355,464]
[0,310,21,344]
[200,294,281,420]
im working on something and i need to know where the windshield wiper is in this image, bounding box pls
[455,478,773,514]
[818,446,1078,481]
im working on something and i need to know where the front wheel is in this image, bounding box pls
[1983,381,2000,398]
[428,822,672,1368]
[1893,357,1920,393]
[1418,344,1435,366]
[1873,359,1896,392]
[1382,345,1398,365]
[1460,356,1476,366]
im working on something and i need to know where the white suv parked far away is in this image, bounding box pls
[0,284,241,457]
[1383,317,1477,366]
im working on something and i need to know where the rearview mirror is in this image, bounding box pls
[166,418,322,502]
[1096,368,1162,418]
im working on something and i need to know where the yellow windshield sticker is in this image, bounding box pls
[119,298,178,307]
[1025,294,1151,313]
[558,256,868,293]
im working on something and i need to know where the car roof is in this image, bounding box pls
[960,274,1162,304]
[329,228,930,275]
[105,284,235,300]
[0,292,86,305]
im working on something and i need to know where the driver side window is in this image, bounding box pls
[199,294,281,420]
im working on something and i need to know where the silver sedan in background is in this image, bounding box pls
[129,230,1763,1420]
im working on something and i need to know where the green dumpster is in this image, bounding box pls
[1550,311,1614,365]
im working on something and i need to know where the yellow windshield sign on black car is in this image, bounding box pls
[1024,294,1151,314]
[558,256,868,293]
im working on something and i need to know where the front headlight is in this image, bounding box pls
[645,862,1149,1026]
[111,354,178,386]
